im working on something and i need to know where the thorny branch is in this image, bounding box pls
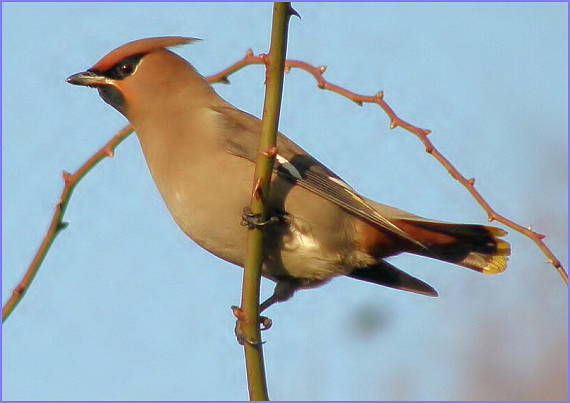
[2,125,134,322]
[3,45,566,323]
[209,50,568,285]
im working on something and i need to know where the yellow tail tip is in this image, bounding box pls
[481,255,509,274]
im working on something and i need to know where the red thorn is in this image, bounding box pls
[231,305,244,320]
[245,49,254,58]
[284,66,291,74]
[375,91,384,100]
[62,171,72,183]
[423,129,432,136]
[467,178,476,185]
[389,120,398,129]
[536,233,546,240]
[263,146,278,158]
[318,65,327,74]
[104,148,114,157]
[487,215,495,222]
[317,81,326,89]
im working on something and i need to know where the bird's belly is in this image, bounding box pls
[265,219,347,280]
[144,149,372,282]
[167,188,347,281]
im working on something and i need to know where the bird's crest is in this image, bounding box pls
[91,36,199,72]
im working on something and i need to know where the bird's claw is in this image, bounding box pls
[259,315,272,331]
[231,305,272,346]
[234,322,265,346]
[241,207,280,229]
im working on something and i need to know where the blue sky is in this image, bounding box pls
[2,2,567,401]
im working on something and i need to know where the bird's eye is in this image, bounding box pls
[109,54,144,79]
[104,54,144,80]
[116,62,135,78]
[119,63,134,76]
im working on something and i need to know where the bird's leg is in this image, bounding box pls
[241,206,281,230]
[260,279,299,312]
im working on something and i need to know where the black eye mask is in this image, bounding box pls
[90,53,145,80]
[89,54,145,114]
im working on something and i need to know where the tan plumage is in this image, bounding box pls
[67,37,510,310]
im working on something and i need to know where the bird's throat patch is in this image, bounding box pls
[97,86,126,115]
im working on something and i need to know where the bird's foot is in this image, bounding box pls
[259,315,273,330]
[241,207,281,230]
[230,305,272,346]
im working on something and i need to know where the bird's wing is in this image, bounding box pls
[211,105,425,247]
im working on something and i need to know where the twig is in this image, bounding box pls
[5,28,565,325]
[209,55,568,285]
[237,3,294,400]
[2,125,134,322]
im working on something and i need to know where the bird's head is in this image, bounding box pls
[67,36,210,119]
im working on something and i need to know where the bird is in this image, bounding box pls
[67,36,510,312]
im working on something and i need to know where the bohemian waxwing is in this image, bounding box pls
[67,37,510,311]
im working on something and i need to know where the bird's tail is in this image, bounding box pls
[396,220,511,274]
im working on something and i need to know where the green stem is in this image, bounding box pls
[240,2,294,400]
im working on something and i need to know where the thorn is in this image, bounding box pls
[259,53,268,63]
[487,215,495,222]
[245,49,254,58]
[317,81,326,89]
[288,4,301,19]
[425,145,434,154]
[284,65,291,74]
[389,120,398,129]
[318,65,327,74]
[423,129,432,136]
[549,258,561,267]
[57,221,69,232]
[467,178,476,185]
[527,226,545,239]
[375,91,384,100]
[219,76,231,84]
[62,171,72,183]
[353,99,363,106]
[103,147,114,157]
[263,146,278,158]
[231,305,244,320]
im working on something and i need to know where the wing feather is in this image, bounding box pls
[211,105,425,247]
